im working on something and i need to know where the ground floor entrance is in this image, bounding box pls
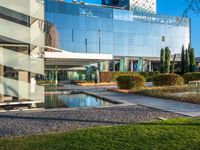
[41,58,161,82]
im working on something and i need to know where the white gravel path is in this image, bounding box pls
[0,105,183,138]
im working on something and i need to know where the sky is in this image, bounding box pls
[65,0,200,56]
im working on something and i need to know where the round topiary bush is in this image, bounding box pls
[182,72,200,84]
[116,74,145,89]
[153,73,184,86]
[111,72,136,81]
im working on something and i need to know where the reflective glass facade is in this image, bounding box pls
[45,0,190,58]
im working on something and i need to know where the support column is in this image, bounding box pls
[105,61,109,71]
[86,65,91,80]
[119,57,128,72]
[112,60,115,72]
[119,58,125,72]
[125,58,128,72]
[131,60,134,72]
[137,58,143,72]
[95,64,100,83]
[148,61,152,72]
[55,66,58,85]
[99,62,104,72]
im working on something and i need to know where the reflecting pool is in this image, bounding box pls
[45,93,113,109]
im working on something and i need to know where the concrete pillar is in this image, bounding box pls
[104,61,109,71]
[125,59,129,71]
[51,70,54,81]
[120,58,128,72]
[137,58,143,72]
[131,60,134,72]
[119,58,125,72]
[148,61,152,72]
[55,66,58,85]
[86,65,92,80]
[112,60,115,72]
[95,65,100,83]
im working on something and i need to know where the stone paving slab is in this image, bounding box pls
[87,90,200,117]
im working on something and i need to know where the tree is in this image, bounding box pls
[185,49,190,72]
[181,45,185,74]
[187,44,191,72]
[183,0,200,17]
[171,54,176,73]
[160,48,165,73]
[164,47,171,73]
[190,48,196,72]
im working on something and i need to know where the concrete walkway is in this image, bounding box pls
[86,90,200,117]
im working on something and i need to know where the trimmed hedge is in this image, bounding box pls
[139,71,160,82]
[116,74,145,89]
[183,72,200,84]
[153,73,184,86]
[112,72,136,81]
[100,71,160,82]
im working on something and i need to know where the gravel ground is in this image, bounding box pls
[0,105,184,138]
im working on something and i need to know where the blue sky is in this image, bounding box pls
[65,0,200,56]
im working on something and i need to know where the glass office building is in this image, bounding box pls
[45,0,190,74]
[0,0,45,110]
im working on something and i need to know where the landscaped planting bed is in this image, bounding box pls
[183,72,200,84]
[109,85,200,105]
[153,73,184,86]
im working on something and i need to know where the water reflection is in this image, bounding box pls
[45,94,112,109]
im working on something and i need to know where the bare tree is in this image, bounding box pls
[178,0,200,25]
[183,0,200,17]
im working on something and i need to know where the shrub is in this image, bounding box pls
[111,72,136,81]
[140,71,160,82]
[99,72,112,82]
[116,74,145,89]
[153,73,184,86]
[183,72,200,84]
[100,71,160,82]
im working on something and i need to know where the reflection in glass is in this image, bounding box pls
[45,0,190,57]
[45,22,59,51]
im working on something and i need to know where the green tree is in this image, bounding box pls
[165,47,171,73]
[185,49,190,72]
[181,45,185,74]
[188,44,191,71]
[160,48,165,73]
[171,54,176,73]
[190,48,196,72]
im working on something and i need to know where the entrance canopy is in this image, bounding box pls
[44,50,113,67]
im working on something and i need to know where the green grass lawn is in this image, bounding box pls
[1,118,200,150]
